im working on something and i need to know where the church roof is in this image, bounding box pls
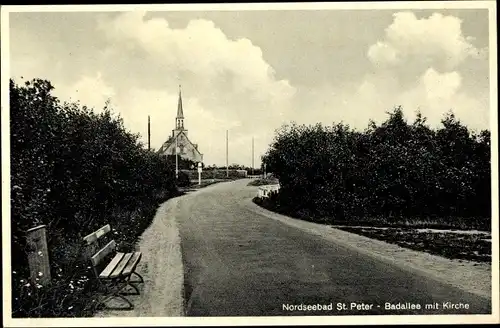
[160,130,203,157]
[177,85,184,119]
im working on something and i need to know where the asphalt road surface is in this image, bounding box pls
[176,179,491,316]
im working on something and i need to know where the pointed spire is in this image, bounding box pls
[177,84,184,119]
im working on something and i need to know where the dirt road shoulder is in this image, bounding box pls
[95,196,185,317]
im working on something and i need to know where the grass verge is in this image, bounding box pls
[335,226,491,263]
[180,177,248,192]
[247,178,279,186]
[252,196,491,263]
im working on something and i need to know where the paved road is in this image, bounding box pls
[176,179,491,316]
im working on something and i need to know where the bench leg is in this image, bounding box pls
[101,291,134,310]
[97,280,135,310]
[130,271,144,284]
[121,275,140,296]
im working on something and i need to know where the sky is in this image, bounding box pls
[8,5,493,167]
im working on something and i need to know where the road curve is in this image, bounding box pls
[176,179,491,316]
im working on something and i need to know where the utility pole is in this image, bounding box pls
[226,130,229,178]
[147,115,151,151]
[252,137,254,175]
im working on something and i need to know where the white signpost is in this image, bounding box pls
[198,162,202,185]
[175,142,180,179]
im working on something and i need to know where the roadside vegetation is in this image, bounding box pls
[179,178,228,191]
[256,107,491,262]
[184,168,249,180]
[338,226,490,263]
[247,176,279,187]
[10,79,184,317]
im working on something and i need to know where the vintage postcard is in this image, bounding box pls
[1,1,498,326]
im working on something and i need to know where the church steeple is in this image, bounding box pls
[176,85,184,130]
[161,84,201,163]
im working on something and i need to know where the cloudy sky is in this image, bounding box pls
[8,5,492,167]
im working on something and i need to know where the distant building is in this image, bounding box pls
[158,86,203,163]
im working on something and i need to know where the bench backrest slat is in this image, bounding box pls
[83,224,111,245]
[90,240,116,267]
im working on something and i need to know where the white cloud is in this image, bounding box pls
[293,65,488,134]
[367,41,401,67]
[357,12,490,132]
[396,68,488,130]
[97,12,295,114]
[334,68,488,131]
[10,11,489,167]
[53,72,115,112]
[420,68,462,103]
[368,12,487,70]
[90,11,296,166]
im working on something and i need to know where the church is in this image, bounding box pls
[158,86,203,163]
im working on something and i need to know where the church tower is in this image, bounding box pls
[173,85,187,137]
[158,85,203,163]
[176,85,184,130]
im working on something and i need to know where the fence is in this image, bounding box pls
[257,184,281,198]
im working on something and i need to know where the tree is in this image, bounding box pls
[259,105,491,223]
[10,78,179,317]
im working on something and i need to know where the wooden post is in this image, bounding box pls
[148,115,151,151]
[252,137,254,175]
[26,225,51,286]
[226,130,229,178]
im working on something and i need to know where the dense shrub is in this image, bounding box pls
[247,178,279,186]
[262,107,491,229]
[165,155,199,170]
[182,168,248,180]
[10,78,179,317]
[176,171,191,187]
[248,168,263,175]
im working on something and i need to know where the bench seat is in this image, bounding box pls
[84,224,144,310]
[99,251,142,279]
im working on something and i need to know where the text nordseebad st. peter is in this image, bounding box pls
[281,302,470,312]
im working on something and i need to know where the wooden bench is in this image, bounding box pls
[83,224,144,310]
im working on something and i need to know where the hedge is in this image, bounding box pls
[182,169,248,180]
[10,78,179,317]
[262,107,491,229]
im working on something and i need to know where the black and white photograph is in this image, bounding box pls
[1,1,498,326]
